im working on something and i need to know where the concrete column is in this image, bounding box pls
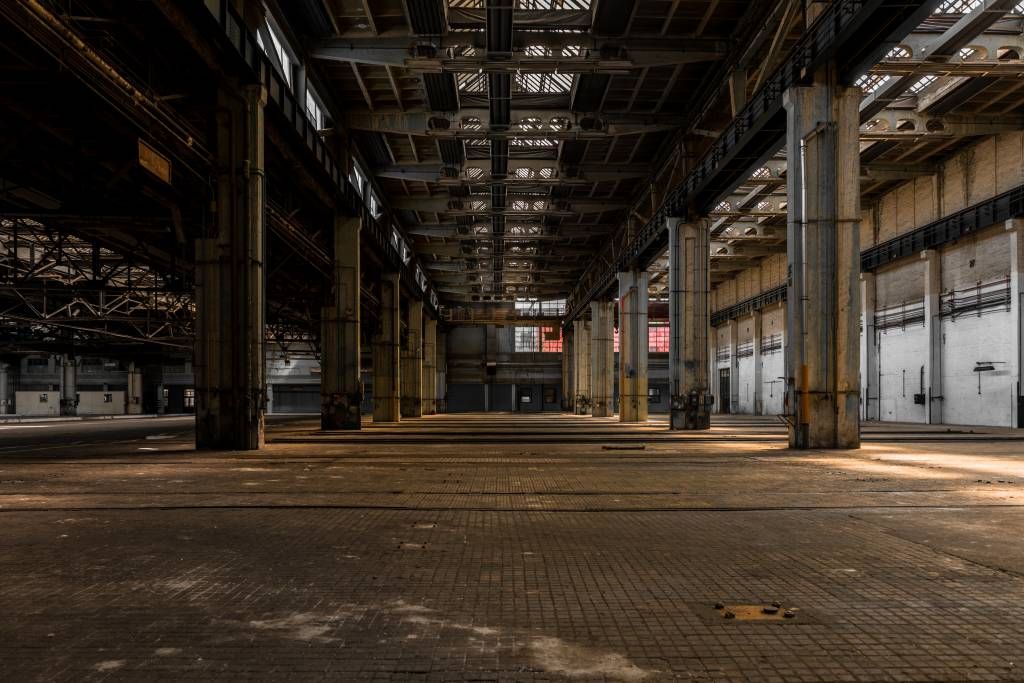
[266,383,274,415]
[1010,220,1024,428]
[668,218,711,429]
[437,329,447,412]
[710,326,720,413]
[923,249,944,425]
[727,320,739,415]
[195,84,267,449]
[127,362,143,415]
[423,316,437,415]
[373,272,401,422]
[321,215,362,430]
[561,326,574,411]
[618,270,649,422]
[401,299,424,417]
[0,362,9,415]
[860,273,878,421]
[573,319,592,413]
[60,355,77,417]
[784,69,861,449]
[751,311,763,415]
[590,300,615,417]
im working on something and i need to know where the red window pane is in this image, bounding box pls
[649,323,670,352]
[541,326,562,352]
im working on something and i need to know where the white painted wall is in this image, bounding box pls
[760,344,785,416]
[78,391,125,416]
[15,391,58,417]
[876,323,928,424]
[941,311,1016,427]
[709,128,1024,428]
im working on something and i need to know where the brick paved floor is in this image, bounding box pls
[3,414,1024,681]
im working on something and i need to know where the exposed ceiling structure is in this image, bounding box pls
[293,0,774,307]
[591,0,1024,306]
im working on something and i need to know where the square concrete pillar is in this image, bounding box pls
[373,273,401,422]
[321,215,362,430]
[401,299,424,418]
[751,311,763,416]
[127,362,143,415]
[727,320,739,415]
[618,270,649,422]
[561,326,574,412]
[668,218,711,429]
[59,355,78,417]
[437,330,448,413]
[784,70,861,449]
[590,301,615,417]
[1010,220,1024,428]
[195,84,267,450]
[860,273,878,422]
[423,316,437,415]
[923,250,943,425]
[573,319,592,413]
[0,362,9,415]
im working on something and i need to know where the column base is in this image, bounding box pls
[670,410,711,430]
[321,391,361,430]
[400,399,422,418]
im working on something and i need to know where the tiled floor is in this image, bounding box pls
[2,414,1024,681]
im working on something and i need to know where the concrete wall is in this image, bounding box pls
[78,391,126,416]
[14,391,59,417]
[710,131,1024,427]
[445,325,562,411]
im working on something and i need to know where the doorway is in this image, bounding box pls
[718,369,731,414]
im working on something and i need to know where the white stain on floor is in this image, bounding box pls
[93,660,126,672]
[529,636,651,681]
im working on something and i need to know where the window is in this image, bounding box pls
[935,0,982,12]
[256,17,293,87]
[541,326,562,353]
[305,89,325,130]
[349,162,367,198]
[103,393,113,403]
[514,326,540,352]
[38,393,48,403]
[609,324,670,352]
[184,388,195,409]
[648,387,661,401]
[649,323,670,353]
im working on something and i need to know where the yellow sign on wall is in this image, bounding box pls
[138,140,172,184]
